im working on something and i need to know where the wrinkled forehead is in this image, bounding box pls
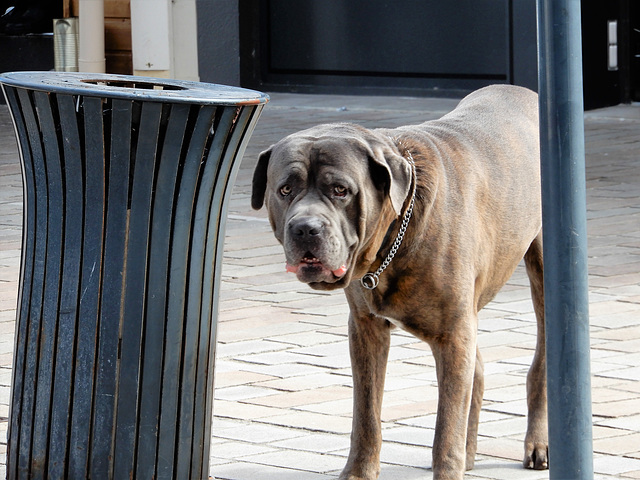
[268,130,370,180]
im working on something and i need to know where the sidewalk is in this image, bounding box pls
[0,92,639,479]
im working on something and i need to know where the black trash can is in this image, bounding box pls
[0,71,268,479]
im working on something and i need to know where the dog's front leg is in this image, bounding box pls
[430,326,477,480]
[339,311,391,480]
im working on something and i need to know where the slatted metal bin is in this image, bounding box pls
[0,71,268,479]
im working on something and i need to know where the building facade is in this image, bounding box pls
[197,0,639,110]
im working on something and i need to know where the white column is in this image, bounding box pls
[171,0,200,81]
[78,0,106,73]
[131,0,199,80]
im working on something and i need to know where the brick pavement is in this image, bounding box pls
[0,92,638,479]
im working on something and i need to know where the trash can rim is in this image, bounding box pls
[0,71,269,106]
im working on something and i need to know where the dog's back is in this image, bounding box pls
[377,84,542,310]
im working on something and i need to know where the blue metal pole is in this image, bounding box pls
[537,0,594,478]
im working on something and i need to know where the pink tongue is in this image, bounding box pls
[332,264,348,277]
[285,263,347,277]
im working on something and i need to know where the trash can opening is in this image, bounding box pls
[80,79,187,91]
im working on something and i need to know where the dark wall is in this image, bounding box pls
[203,0,632,108]
[269,2,508,77]
[0,35,54,73]
[240,0,539,97]
[0,35,54,104]
[512,0,539,92]
[580,0,629,109]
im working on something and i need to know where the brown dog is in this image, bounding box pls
[251,85,548,480]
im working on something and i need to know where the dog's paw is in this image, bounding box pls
[523,441,549,470]
[338,474,377,480]
[338,465,380,480]
[465,452,475,471]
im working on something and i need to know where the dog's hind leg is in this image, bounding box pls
[523,233,549,469]
[465,346,484,470]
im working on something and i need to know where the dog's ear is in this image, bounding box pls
[252,146,272,210]
[368,145,413,215]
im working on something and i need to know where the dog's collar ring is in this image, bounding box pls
[361,140,416,290]
[361,273,380,290]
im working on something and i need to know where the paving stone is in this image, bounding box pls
[483,398,528,417]
[483,361,530,376]
[289,340,350,358]
[228,361,331,380]
[479,316,532,332]
[478,415,528,438]
[482,373,526,391]
[256,410,352,434]
[213,370,278,389]
[270,432,351,453]
[256,373,350,392]
[357,463,431,479]
[597,366,640,382]
[296,397,354,417]
[248,385,352,409]
[288,353,353,370]
[598,414,640,432]
[212,399,289,421]
[487,299,536,315]
[591,360,635,376]
[594,339,640,354]
[380,400,439,422]
[594,433,640,455]
[213,420,304,444]
[477,330,537,349]
[619,382,640,395]
[476,436,525,463]
[592,386,640,404]
[594,456,640,476]
[214,385,281,402]
[261,330,345,348]
[397,414,439,429]
[467,461,549,479]
[378,441,432,469]
[592,325,640,341]
[386,360,434,379]
[383,425,435,447]
[210,440,277,460]
[216,339,291,358]
[213,462,333,480]
[217,317,321,343]
[240,448,346,473]
[592,311,640,329]
[402,355,437,368]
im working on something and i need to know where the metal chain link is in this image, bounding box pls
[361,144,417,290]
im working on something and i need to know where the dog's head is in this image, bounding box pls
[252,123,412,290]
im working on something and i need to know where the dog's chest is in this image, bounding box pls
[355,287,417,332]
[382,314,408,330]
[353,284,446,341]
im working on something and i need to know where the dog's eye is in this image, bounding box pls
[280,184,292,197]
[333,185,348,197]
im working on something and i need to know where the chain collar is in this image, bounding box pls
[361,142,417,290]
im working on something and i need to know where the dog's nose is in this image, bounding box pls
[290,217,324,238]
